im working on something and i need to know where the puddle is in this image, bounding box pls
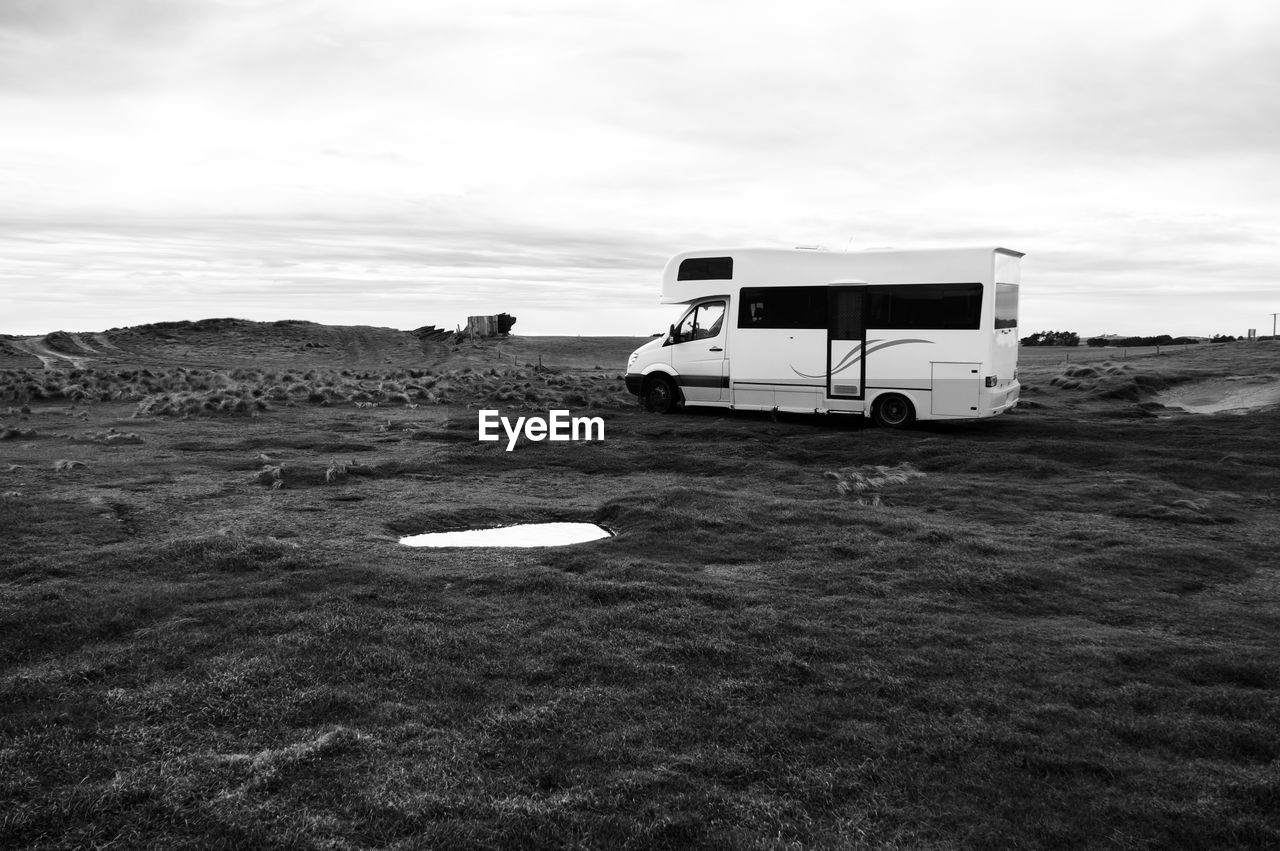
[399,522,612,548]
[1155,376,1280,414]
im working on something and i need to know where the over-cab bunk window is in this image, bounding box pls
[677,256,734,281]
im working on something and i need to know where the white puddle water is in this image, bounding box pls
[399,522,612,548]
[1155,377,1280,414]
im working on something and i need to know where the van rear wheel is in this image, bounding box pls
[643,376,678,414]
[872,394,915,428]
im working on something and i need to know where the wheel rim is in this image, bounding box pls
[880,397,909,424]
[648,381,671,411]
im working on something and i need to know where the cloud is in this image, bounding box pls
[0,213,676,334]
[0,0,216,96]
[1,1,1278,336]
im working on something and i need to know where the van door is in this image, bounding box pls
[828,287,866,398]
[669,300,728,403]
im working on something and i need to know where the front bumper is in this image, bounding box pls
[624,372,645,396]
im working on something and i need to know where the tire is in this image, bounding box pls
[872,393,916,428]
[643,375,678,414]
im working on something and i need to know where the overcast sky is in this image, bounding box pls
[2,0,1277,337]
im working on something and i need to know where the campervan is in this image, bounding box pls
[623,247,1022,427]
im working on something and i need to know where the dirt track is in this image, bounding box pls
[7,337,95,369]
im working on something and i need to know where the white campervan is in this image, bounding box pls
[623,247,1022,427]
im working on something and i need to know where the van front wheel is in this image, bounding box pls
[872,394,915,428]
[643,376,678,414]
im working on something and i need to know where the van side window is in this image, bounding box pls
[831,289,864,339]
[995,283,1018,329]
[673,301,726,344]
[737,286,827,329]
[866,283,982,330]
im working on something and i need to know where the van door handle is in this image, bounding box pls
[709,346,723,352]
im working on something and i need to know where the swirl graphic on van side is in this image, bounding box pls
[789,339,933,380]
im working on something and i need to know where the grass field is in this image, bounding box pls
[2,329,1278,848]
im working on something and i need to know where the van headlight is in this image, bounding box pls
[628,352,638,368]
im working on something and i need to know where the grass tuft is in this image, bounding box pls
[824,462,925,504]
[253,464,286,489]
[137,532,309,572]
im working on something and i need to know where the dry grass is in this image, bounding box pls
[1,364,636,418]
[1045,360,1208,399]
[823,461,926,504]
[1,336,1278,848]
[75,429,144,445]
[253,463,286,488]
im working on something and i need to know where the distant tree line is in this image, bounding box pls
[1084,334,1201,347]
[1020,330,1080,347]
[1018,331,1244,348]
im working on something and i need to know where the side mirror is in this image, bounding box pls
[666,324,677,345]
